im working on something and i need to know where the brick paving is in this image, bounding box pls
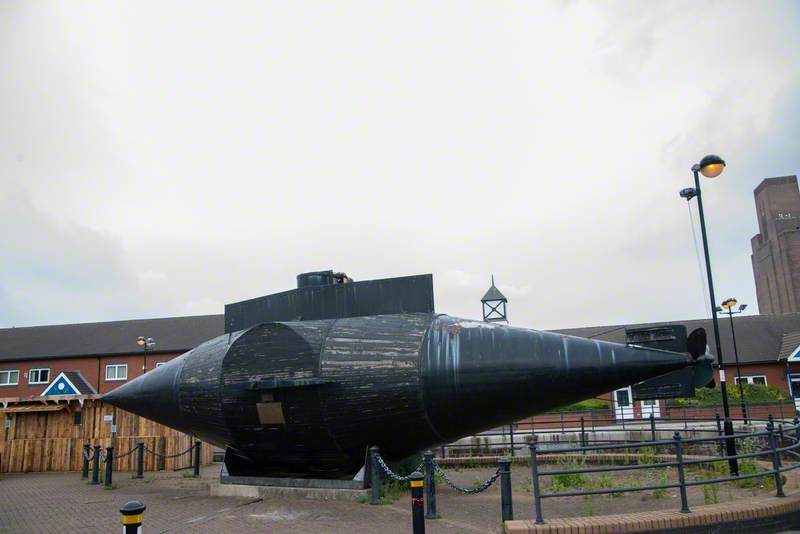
[0,463,792,533]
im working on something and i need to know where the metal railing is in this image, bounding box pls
[529,416,799,523]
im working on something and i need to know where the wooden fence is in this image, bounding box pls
[0,397,215,473]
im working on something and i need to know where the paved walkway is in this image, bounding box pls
[0,467,481,533]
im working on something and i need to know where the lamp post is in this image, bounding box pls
[137,336,155,372]
[718,299,748,424]
[679,154,738,476]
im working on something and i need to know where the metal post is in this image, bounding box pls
[691,167,737,476]
[674,432,690,513]
[509,424,515,456]
[715,413,724,458]
[529,443,544,524]
[794,417,800,442]
[369,446,381,505]
[104,446,114,488]
[726,308,748,424]
[81,444,90,479]
[193,441,201,477]
[560,413,564,434]
[649,413,656,442]
[580,416,586,451]
[768,426,785,497]
[409,472,426,534]
[135,442,144,479]
[683,406,688,431]
[120,500,146,534]
[91,445,100,485]
[499,457,513,521]
[423,450,436,519]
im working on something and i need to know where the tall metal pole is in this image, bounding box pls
[727,309,748,424]
[692,167,738,475]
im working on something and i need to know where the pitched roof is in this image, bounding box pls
[779,331,800,360]
[63,371,97,395]
[553,313,800,365]
[481,284,507,302]
[0,315,224,363]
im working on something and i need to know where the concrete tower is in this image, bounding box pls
[751,175,800,314]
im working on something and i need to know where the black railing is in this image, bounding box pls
[528,417,798,524]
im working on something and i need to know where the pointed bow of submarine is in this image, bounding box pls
[420,316,692,440]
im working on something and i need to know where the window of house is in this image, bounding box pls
[735,375,767,386]
[105,364,128,381]
[0,370,19,385]
[28,368,50,384]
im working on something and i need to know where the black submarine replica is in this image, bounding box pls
[103,271,713,480]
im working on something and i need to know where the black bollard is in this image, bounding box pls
[91,445,101,485]
[82,444,90,479]
[120,500,146,534]
[193,441,201,477]
[423,450,437,519]
[105,446,114,488]
[369,446,381,505]
[134,442,144,479]
[409,471,425,534]
[499,457,513,521]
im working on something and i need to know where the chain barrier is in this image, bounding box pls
[143,445,193,459]
[374,453,424,481]
[432,460,501,494]
[114,446,138,460]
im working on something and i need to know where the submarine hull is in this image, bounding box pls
[103,313,692,478]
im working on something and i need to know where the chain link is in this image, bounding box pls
[144,445,193,459]
[114,446,138,459]
[374,453,424,482]
[432,460,501,494]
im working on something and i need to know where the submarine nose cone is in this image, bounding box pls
[102,355,185,430]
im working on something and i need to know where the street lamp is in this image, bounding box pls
[137,336,156,372]
[717,298,749,424]
[679,154,739,476]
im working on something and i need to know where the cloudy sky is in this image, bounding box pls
[1,1,798,330]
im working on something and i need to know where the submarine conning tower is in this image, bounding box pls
[102,271,700,479]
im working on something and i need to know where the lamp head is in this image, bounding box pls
[721,298,738,310]
[699,154,725,178]
[136,336,146,346]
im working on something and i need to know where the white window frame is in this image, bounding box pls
[28,368,50,385]
[0,370,19,386]
[735,375,767,386]
[105,364,128,382]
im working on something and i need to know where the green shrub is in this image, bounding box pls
[553,399,610,412]
[670,384,788,407]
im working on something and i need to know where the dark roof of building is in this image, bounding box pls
[553,313,800,365]
[0,315,225,363]
[63,371,97,395]
[779,331,800,360]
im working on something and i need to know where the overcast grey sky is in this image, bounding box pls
[1,1,799,330]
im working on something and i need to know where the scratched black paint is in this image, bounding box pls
[104,312,694,478]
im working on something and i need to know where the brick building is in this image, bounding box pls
[751,175,800,314]
[0,315,222,399]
